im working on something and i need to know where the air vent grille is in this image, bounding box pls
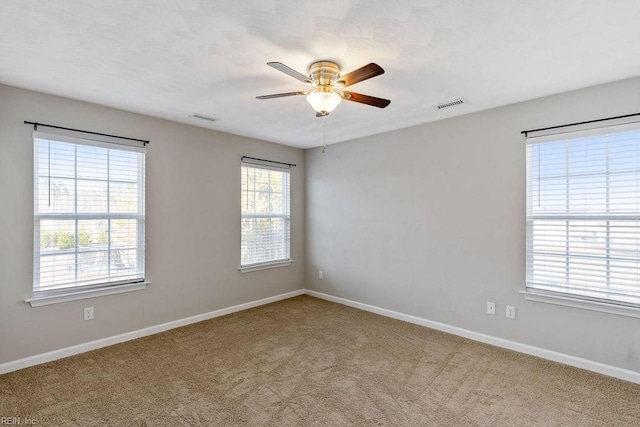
[434,98,466,110]
[190,113,217,122]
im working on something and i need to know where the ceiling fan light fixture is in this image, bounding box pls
[258,61,389,116]
[307,87,341,114]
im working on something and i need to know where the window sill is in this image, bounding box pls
[26,281,150,307]
[520,290,640,319]
[238,259,293,273]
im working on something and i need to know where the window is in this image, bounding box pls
[32,132,145,298]
[240,161,291,271]
[526,122,640,309]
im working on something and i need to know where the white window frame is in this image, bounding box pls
[27,130,147,306]
[239,160,292,272]
[523,120,640,318]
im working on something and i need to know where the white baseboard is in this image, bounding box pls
[0,289,304,375]
[4,288,639,385]
[305,289,640,385]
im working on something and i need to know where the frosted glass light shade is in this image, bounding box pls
[307,89,341,113]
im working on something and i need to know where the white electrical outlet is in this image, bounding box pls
[506,305,516,320]
[84,307,94,321]
[319,270,324,280]
[487,302,495,315]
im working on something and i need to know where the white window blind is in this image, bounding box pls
[526,122,640,306]
[33,132,145,294]
[241,162,290,268]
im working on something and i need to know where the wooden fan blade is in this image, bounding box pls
[267,62,313,84]
[256,91,307,100]
[336,63,384,87]
[341,91,390,108]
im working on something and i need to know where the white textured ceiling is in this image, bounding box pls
[1,1,640,148]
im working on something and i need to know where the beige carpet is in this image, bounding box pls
[2,295,640,426]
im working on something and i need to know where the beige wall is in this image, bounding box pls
[305,76,640,372]
[0,84,305,364]
[4,75,640,373]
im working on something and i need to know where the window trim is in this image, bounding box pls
[520,289,640,318]
[25,281,150,307]
[240,161,291,270]
[238,259,294,273]
[524,120,640,314]
[31,130,146,301]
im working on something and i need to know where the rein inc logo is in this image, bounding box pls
[0,418,36,425]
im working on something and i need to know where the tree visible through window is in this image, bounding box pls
[526,123,640,306]
[33,133,145,294]
[241,163,290,268]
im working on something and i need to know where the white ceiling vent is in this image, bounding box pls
[434,98,466,110]
[190,113,217,123]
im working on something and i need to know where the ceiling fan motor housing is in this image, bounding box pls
[309,61,340,87]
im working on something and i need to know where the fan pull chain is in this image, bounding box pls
[322,119,327,154]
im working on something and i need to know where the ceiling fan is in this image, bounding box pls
[256,61,391,117]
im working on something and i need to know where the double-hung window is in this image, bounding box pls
[32,131,146,303]
[240,160,291,271]
[525,122,640,311]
